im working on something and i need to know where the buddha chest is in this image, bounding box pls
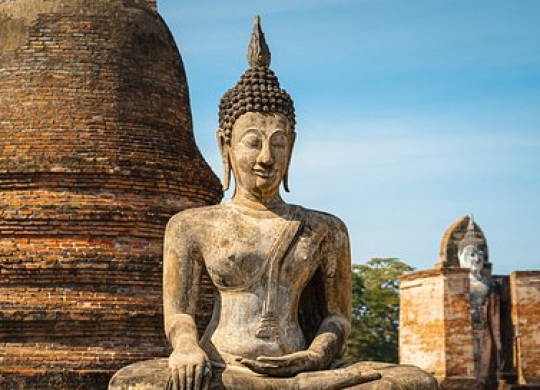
[201,209,325,293]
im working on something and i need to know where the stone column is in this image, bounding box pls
[400,268,480,390]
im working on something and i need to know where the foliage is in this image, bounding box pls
[345,258,415,363]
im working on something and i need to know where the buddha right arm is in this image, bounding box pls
[163,215,201,345]
[165,314,200,351]
[163,215,211,390]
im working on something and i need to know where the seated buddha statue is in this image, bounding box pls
[109,16,437,390]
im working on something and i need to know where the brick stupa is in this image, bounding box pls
[0,0,222,388]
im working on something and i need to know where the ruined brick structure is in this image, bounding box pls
[510,271,540,386]
[400,216,540,389]
[0,0,222,388]
[400,268,479,390]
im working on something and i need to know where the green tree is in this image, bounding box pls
[345,258,414,363]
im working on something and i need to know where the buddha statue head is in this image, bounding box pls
[458,218,487,279]
[217,16,296,199]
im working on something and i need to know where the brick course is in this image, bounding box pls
[510,271,540,386]
[400,216,539,389]
[400,268,478,388]
[0,0,222,388]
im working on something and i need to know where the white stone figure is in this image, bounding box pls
[458,218,501,390]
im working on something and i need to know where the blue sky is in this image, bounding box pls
[158,0,540,275]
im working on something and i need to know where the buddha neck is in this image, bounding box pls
[470,272,483,281]
[229,193,288,218]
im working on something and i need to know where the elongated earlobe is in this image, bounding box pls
[216,129,232,191]
[283,131,296,193]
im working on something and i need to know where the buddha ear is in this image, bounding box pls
[216,128,232,191]
[283,131,296,193]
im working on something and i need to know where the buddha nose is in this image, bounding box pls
[257,141,274,166]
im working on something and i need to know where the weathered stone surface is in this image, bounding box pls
[510,271,540,386]
[400,268,476,380]
[456,219,500,390]
[400,217,495,389]
[0,0,222,387]
[110,16,436,390]
[110,360,437,390]
[109,359,170,390]
[401,216,540,390]
[436,216,492,275]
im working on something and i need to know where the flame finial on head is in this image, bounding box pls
[467,215,475,231]
[248,15,271,68]
[219,15,295,136]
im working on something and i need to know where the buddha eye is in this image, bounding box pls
[242,134,262,149]
[271,134,287,148]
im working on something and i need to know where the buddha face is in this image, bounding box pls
[228,112,294,198]
[458,244,485,278]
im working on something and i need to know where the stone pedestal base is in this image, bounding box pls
[109,359,438,390]
[109,359,169,390]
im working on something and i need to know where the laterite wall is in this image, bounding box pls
[0,0,222,388]
[511,271,540,386]
[400,268,478,389]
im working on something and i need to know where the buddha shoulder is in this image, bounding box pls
[165,204,232,239]
[297,206,350,244]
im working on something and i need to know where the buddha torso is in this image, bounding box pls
[469,276,491,328]
[171,201,339,365]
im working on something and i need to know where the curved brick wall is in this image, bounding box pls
[0,0,222,388]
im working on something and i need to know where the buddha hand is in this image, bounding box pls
[241,350,323,377]
[167,346,212,390]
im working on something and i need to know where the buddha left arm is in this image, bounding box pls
[305,220,352,367]
[242,218,352,376]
